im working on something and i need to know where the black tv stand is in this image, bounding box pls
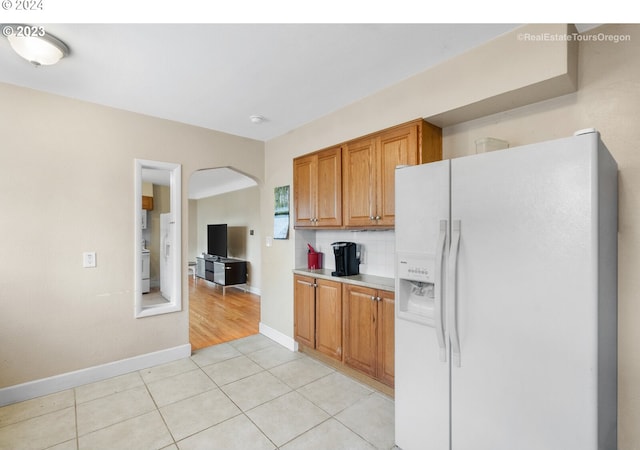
[201,254,247,290]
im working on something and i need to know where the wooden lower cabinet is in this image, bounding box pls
[293,275,342,361]
[315,279,343,360]
[293,274,395,388]
[376,289,395,387]
[343,284,377,377]
[293,275,316,348]
[343,284,395,387]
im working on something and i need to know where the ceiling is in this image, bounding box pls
[189,168,258,199]
[142,166,257,199]
[1,23,599,198]
[0,23,529,141]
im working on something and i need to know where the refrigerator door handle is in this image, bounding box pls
[435,219,448,362]
[165,240,171,259]
[448,220,462,367]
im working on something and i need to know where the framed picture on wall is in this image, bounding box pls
[274,185,290,239]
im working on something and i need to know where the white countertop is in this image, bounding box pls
[293,268,395,292]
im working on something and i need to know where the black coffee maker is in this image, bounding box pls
[331,242,360,276]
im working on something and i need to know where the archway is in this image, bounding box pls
[187,167,261,350]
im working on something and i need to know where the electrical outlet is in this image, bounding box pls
[83,252,97,268]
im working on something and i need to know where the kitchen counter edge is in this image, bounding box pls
[293,268,395,292]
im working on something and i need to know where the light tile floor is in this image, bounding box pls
[0,334,396,450]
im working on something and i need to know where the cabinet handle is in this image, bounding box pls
[376,296,381,302]
[375,216,381,220]
[370,296,376,301]
[369,216,375,220]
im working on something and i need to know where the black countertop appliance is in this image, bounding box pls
[331,241,360,276]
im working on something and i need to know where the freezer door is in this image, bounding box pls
[160,213,173,301]
[394,160,450,450]
[448,134,616,449]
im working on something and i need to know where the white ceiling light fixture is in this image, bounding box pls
[6,26,70,66]
[249,115,266,124]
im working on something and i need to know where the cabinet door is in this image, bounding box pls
[213,262,226,285]
[224,262,247,285]
[315,147,342,227]
[142,195,154,210]
[343,137,376,227]
[293,275,316,348]
[195,258,205,278]
[293,154,316,228]
[376,124,419,227]
[377,290,395,387]
[343,284,377,377]
[315,279,343,361]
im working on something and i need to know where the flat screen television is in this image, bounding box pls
[207,224,228,257]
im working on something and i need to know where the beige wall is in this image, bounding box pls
[192,187,262,292]
[188,199,198,262]
[0,83,264,388]
[261,24,640,448]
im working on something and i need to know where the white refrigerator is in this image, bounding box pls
[394,130,618,450]
[160,213,174,301]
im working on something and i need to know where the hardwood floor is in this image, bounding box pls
[189,277,260,351]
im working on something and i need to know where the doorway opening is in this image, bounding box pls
[187,167,261,350]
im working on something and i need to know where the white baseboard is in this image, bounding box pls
[247,285,261,296]
[237,284,261,296]
[0,344,192,407]
[259,322,297,351]
[196,280,261,296]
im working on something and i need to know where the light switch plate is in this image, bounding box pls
[83,252,97,268]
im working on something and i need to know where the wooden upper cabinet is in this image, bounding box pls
[419,120,444,165]
[293,146,342,228]
[142,182,154,210]
[316,148,342,226]
[342,137,377,227]
[293,154,315,227]
[293,119,441,229]
[376,124,419,226]
[142,196,154,210]
[343,119,442,228]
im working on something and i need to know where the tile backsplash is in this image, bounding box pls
[295,229,395,278]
